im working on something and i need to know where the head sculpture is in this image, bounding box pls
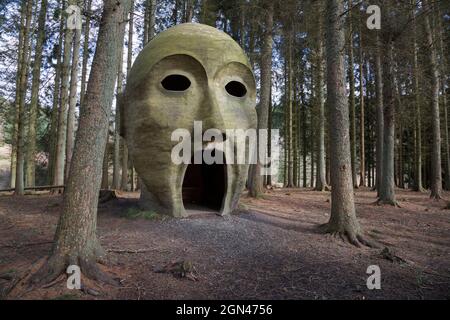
[121,23,257,217]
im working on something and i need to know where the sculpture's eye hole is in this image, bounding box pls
[161,74,191,91]
[225,81,247,97]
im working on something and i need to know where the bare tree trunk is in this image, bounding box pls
[374,34,384,196]
[348,0,357,188]
[80,0,93,109]
[293,84,299,187]
[112,41,124,189]
[378,39,397,205]
[25,0,48,187]
[148,0,156,41]
[314,2,328,191]
[66,8,82,180]
[423,0,442,199]
[172,0,179,26]
[101,139,109,189]
[143,0,156,45]
[296,80,302,187]
[412,1,424,192]
[200,0,219,26]
[359,26,365,187]
[323,0,369,247]
[249,0,273,197]
[121,0,134,191]
[302,88,307,188]
[185,0,194,22]
[239,1,246,47]
[143,0,149,45]
[286,23,294,188]
[15,0,33,195]
[53,0,76,187]
[267,88,273,186]
[436,4,450,191]
[31,0,132,284]
[394,77,404,189]
[10,0,28,189]
[398,121,404,188]
[310,117,314,188]
[48,0,65,185]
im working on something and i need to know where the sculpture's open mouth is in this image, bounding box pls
[182,149,227,213]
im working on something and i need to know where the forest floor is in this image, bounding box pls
[0,188,449,300]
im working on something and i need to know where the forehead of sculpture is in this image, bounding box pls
[127,23,252,90]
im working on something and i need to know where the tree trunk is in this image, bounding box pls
[395,78,404,189]
[378,39,397,205]
[31,0,132,284]
[102,139,109,189]
[148,0,156,40]
[348,0,357,188]
[48,0,65,185]
[323,0,369,247]
[286,24,294,188]
[267,89,273,186]
[143,0,149,45]
[200,0,220,27]
[112,41,125,189]
[249,0,273,197]
[53,0,76,187]
[80,0,93,109]
[15,0,33,195]
[310,115,314,188]
[25,0,48,187]
[302,86,307,188]
[314,2,327,191]
[423,0,442,199]
[66,12,82,181]
[374,34,384,196]
[411,2,424,192]
[121,0,134,191]
[359,26,365,187]
[185,0,194,23]
[171,0,179,26]
[436,4,449,191]
[10,0,28,189]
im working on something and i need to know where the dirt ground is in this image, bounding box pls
[0,188,449,300]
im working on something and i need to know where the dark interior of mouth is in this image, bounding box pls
[182,149,226,212]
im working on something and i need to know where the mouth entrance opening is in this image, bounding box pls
[182,149,226,213]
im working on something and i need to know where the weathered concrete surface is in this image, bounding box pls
[121,23,257,217]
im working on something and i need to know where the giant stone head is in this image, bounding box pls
[121,23,257,217]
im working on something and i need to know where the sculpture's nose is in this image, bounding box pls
[201,88,226,133]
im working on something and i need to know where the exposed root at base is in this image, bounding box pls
[314,185,331,192]
[373,199,402,208]
[430,194,442,201]
[28,254,118,288]
[318,223,380,248]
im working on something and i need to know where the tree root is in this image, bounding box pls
[318,223,380,248]
[28,256,66,287]
[373,199,402,208]
[28,253,118,288]
[430,193,442,201]
[314,185,331,192]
